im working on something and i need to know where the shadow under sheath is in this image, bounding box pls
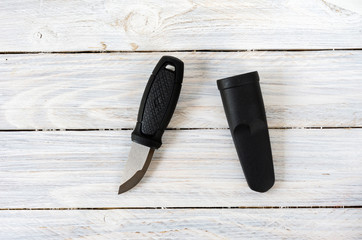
[217,71,275,193]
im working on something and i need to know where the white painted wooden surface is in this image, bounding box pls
[327,0,362,14]
[1,209,361,240]
[0,129,361,208]
[1,0,362,52]
[1,0,362,238]
[1,51,361,129]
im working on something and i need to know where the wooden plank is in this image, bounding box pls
[0,0,362,52]
[1,51,361,129]
[0,129,361,208]
[0,209,361,239]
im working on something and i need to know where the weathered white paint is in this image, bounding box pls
[0,209,361,239]
[1,51,361,129]
[0,0,362,52]
[1,0,361,236]
[0,129,361,208]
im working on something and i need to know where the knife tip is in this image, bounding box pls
[118,187,125,195]
[118,182,130,194]
[118,184,129,194]
[118,169,144,194]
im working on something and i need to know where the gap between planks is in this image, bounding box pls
[1,48,362,55]
[0,206,362,211]
[0,126,361,132]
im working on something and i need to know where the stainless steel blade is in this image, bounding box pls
[118,142,154,194]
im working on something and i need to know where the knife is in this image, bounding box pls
[118,56,184,194]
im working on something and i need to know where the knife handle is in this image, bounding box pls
[132,56,184,149]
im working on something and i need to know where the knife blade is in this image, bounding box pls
[118,56,184,194]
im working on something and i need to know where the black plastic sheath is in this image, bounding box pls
[132,56,184,149]
[217,71,275,192]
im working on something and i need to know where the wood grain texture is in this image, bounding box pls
[1,51,361,130]
[0,129,361,208]
[0,0,362,52]
[1,0,361,237]
[0,209,361,239]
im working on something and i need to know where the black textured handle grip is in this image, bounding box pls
[132,56,184,149]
